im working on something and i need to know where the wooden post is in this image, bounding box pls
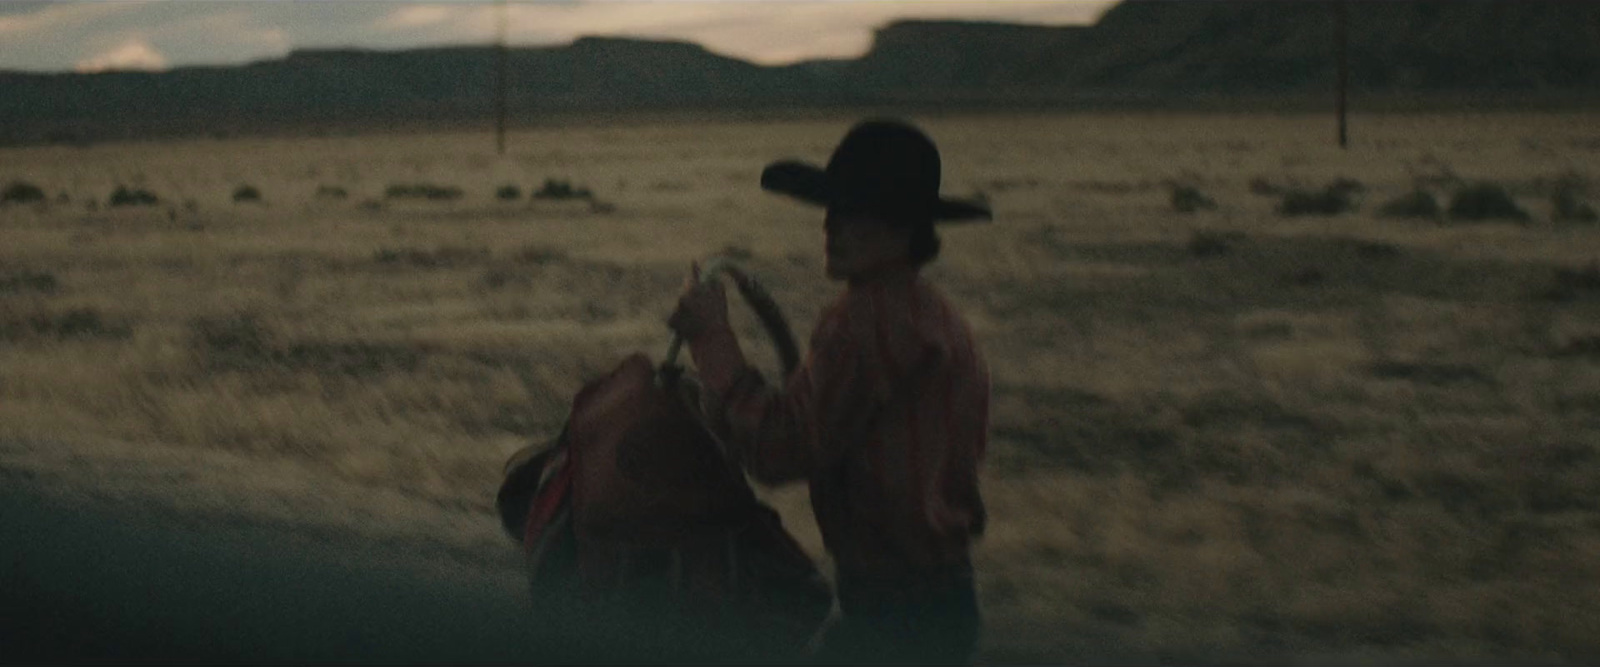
[495,0,508,156]
[1335,0,1349,149]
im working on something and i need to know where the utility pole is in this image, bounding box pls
[1335,0,1349,149]
[495,0,508,155]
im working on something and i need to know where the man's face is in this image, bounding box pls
[824,208,911,281]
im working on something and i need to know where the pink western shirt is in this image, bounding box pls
[692,273,990,583]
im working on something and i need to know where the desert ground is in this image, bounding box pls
[3,110,1600,664]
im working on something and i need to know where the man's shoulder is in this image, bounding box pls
[806,283,923,366]
[817,282,888,328]
[816,277,980,354]
[811,290,861,341]
[913,278,982,337]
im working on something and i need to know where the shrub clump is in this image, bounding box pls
[190,313,277,369]
[315,185,349,200]
[1553,182,1598,224]
[232,184,262,203]
[533,179,593,201]
[1,307,132,342]
[1170,185,1216,213]
[1328,177,1365,195]
[1248,177,1283,196]
[1378,190,1442,219]
[1550,335,1600,359]
[1539,263,1600,302]
[1448,182,1528,222]
[2,181,47,204]
[0,270,58,294]
[46,308,131,340]
[109,186,160,207]
[718,244,755,261]
[1187,230,1245,258]
[373,245,490,269]
[1284,267,1327,287]
[513,244,568,265]
[495,184,523,201]
[384,183,463,201]
[480,269,517,291]
[1278,180,1362,217]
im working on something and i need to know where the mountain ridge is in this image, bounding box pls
[3,1,1597,145]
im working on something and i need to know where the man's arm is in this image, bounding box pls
[688,312,892,486]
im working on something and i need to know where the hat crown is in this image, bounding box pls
[824,120,942,211]
[758,117,991,224]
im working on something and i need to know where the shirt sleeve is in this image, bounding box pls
[693,298,907,486]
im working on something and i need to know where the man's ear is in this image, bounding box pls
[893,223,918,258]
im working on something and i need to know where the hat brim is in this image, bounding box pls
[760,160,992,224]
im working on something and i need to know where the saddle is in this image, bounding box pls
[495,260,831,660]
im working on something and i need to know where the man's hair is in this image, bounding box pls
[908,222,940,267]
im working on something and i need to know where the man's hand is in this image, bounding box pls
[668,261,730,341]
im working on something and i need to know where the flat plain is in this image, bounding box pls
[3,111,1600,664]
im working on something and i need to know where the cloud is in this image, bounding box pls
[378,5,469,31]
[75,38,168,73]
[508,1,1118,64]
[4,0,1118,72]
[0,1,147,37]
[360,1,1117,64]
[148,9,293,56]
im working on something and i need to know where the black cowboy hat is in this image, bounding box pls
[760,119,992,224]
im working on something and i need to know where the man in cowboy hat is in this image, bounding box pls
[669,118,991,664]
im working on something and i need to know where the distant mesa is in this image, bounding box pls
[1,1,1597,145]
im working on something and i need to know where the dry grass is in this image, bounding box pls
[4,111,1600,664]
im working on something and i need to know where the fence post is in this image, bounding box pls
[1336,0,1349,149]
[495,0,508,156]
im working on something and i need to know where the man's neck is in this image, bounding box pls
[847,263,919,289]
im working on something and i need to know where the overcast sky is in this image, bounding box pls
[0,1,1119,73]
